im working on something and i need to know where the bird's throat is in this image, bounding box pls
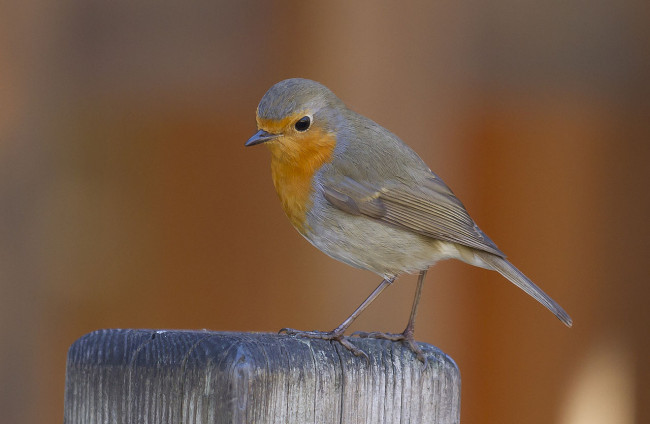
[268,131,336,234]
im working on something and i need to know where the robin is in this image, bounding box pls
[246,78,572,360]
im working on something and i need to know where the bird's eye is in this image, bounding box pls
[294,116,311,132]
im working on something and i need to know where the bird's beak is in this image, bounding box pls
[245,129,279,146]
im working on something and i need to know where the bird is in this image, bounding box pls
[245,78,572,361]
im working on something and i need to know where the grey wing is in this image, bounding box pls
[322,175,505,258]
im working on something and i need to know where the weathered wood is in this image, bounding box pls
[64,329,460,424]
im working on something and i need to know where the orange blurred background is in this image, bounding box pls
[1,2,648,423]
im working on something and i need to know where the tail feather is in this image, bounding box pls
[475,252,573,327]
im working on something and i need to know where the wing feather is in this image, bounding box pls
[323,176,505,257]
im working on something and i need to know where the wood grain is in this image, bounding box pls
[64,329,460,423]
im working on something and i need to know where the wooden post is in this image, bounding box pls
[64,329,460,424]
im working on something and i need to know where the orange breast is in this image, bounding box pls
[267,128,336,234]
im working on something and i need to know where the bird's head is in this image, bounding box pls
[245,78,344,163]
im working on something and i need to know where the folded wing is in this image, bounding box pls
[322,175,505,257]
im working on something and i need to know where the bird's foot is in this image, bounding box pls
[279,328,368,359]
[353,329,426,362]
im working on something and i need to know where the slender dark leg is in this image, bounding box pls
[280,277,395,358]
[401,269,427,360]
[354,269,428,362]
[404,269,427,338]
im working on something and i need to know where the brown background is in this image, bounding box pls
[1,1,649,423]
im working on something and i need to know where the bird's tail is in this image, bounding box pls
[475,252,573,327]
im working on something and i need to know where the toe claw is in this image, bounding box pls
[404,339,427,363]
[338,337,369,360]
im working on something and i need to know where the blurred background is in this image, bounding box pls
[1,1,649,423]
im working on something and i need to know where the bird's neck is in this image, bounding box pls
[268,130,336,234]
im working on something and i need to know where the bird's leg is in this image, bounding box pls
[400,269,427,361]
[353,269,428,362]
[280,277,395,359]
